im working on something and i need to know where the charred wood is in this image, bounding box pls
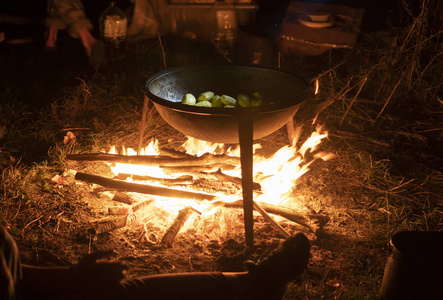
[88,215,128,234]
[108,199,154,216]
[161,164,237,172]
[114,173,193,184]
[159,148,195,158]
[75,172,217,201]
[131,199,155,213]
[112,192,136,204]
[108,206,131,215]
[215,200,318,233]
[67,153,240,167]
[199,168,261,191]
[161,207,195,247]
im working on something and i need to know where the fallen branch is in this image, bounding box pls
[215,199,318,233]
[161,164,238,172]
[67,152,240,167]
[159,148,195,158]
[161,207,195,247]
[75,173,325,232]
[108,199,155,216]
[114,173,194,185]
[253,201,291,238]
[112,192,136,204]
[75,172,217,201]
[199,168,261,191]
[89,215,128,234]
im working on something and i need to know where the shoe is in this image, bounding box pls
[244,233,310,300]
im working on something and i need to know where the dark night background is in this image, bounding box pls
[1,0,402,39]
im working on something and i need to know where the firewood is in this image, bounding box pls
[214,199,318,233]
[66,152,240,167]
[199,168,261,191]
[89,215,128,234]
[114,173,193,184]
[159,148,195,158]
[252,201,290,238]
[161,207,195,247]
[131,199,155,213]
[108,199,154,216]
[112,192,136,204]
[161,163,237,172]
[75,172,217,201]
[108,206,131,215]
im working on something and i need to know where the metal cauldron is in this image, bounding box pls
[144,64,311,144]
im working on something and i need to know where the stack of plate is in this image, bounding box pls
[298,14,334,28]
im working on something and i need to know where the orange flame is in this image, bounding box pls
[106,126,335,239]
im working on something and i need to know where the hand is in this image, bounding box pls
[73,250,128,284]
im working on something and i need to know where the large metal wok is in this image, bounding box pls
[145,64,310,144]
[144,64,311,248]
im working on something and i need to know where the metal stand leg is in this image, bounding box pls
[238,111,254,249]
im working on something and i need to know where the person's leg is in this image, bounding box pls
[45,0,66,48]
[119,272,236,300]
[77,28,97,58]
[242,233,310,299]
[117,233,310,300]
[45,27,59,48]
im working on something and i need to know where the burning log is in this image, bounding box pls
[161,207,196,247]
[75,172,218,201]
[114,173,193,184]
[66,152,240,167]
[112,192,136,204]
[215,200,317,233]
[199,168,261,191]
[159,148,195,158]
[252,201,290,238]
[108,206,131,215]
[161,163,237,172]
[75,174,325,234]
[88,215,128,234]
[108,199,154,216]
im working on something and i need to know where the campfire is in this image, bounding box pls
[66,125,334,248]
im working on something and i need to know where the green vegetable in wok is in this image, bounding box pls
[195,100,212,107]
[211,95,223,107]
[220,95,237,106]
[237,94,251,107]
[197,91,215,102]
[182,91,263,108]
[251,92,262,107]
[182,93,196,105]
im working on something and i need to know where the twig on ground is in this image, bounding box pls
[376,79,402,120]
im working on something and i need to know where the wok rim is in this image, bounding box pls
[144,63,312,117]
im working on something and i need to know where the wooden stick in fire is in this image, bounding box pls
[216,200,316,233]
[66,152,240,167]
[199,168,262,191]
[75,172,218,201]
[74,173,321,233]
[161,207,196,247]
[252,201,291,238]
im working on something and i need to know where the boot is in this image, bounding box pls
[244,233,310,300]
